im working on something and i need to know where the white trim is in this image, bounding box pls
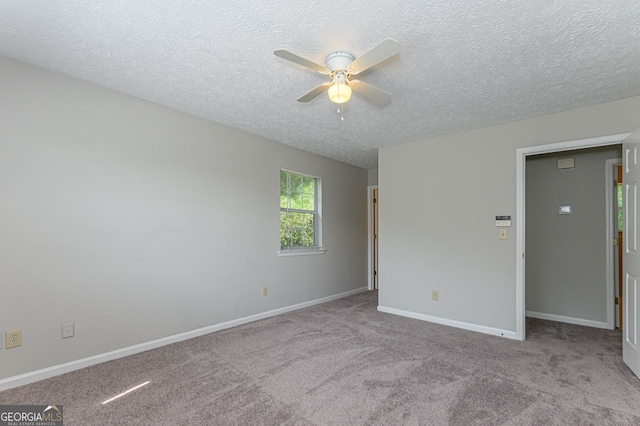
[277,249,326,257]
[377,305,519,340]
[526,310,609,329]
[0,286,368,392]
[516,133,630,341]
[516,148,526,341]
[279,168,321,180]
[605,158,622,330]
[516,133,631,157]
[367,185,379,290]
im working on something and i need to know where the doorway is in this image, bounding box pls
[515,132,632,341]
[524,147,620,331]
[614,163,623,328]
[367,186,379,290]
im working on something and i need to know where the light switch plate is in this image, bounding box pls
[62,322,74,339]
[559,206,573,215]
[499,229,508,240]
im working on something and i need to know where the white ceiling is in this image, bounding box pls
[1,1,639,169]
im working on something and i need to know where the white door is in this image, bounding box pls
[623,127,640,378]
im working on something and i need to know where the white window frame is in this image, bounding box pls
[278,169,325,257]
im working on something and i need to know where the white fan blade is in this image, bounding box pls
[349,80,391,105]
[274,50,329,74]
[349,39,400,76]
[297,83,332,102]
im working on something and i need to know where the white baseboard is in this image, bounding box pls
[0,287,368,392]
[525,310,610,329]
[377,305,519,340]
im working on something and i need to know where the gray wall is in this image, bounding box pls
[368,168,378,186]
[0,57,368,379]
[379,95,640,333]
[525,147,621,323]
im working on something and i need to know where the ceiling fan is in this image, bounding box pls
[274,39,400,106]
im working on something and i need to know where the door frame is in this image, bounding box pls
[367,185,378,290]
[515,133,631,341]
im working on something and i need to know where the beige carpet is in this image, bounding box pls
[1,290,640,425]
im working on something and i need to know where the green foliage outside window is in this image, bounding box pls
[618,184,623,232]
[280,170,318,248]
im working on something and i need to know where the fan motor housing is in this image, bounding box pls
[326,51,355,72]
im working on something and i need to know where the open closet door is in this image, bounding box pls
[623,127,640,379]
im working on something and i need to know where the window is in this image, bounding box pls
[618,181,623,232]
[280,169,322,251]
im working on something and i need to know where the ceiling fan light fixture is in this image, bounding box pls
[274,39,400,105]
[328,74,352,104]
[328,82,351,104]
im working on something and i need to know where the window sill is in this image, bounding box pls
[277,249,326,257]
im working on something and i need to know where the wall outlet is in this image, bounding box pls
[432,290,439,301]
[262,286,268,296]
[62,322,74,339]
[6,329,22,349]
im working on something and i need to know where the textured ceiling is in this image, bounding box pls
[1,1,639,169]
